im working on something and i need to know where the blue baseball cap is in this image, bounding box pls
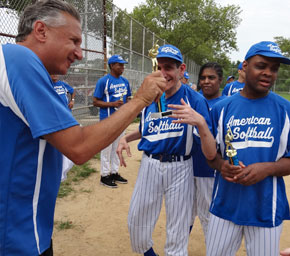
[238,63,243,70]
[184,71,190,79]
[226,75,235,82]
[108,55,128,65]
[245,41,290,65]
[157,44,183,63]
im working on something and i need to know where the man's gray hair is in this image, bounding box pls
[16,0,80,42]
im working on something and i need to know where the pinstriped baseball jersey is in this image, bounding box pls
[210,92,290,227]
[0,44,78,255]
[93,74,131,120]
[138,84,211,155]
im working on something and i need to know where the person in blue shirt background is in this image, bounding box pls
[51,74,75,110]
[93,55,132,188]
[190,62,226,242]
[222,62,245,96]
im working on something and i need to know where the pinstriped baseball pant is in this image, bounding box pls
[192,177,215,243]
[206,214,282,256]
[128,153,194,256]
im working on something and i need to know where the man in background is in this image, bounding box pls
[222,63,245,96]
[181,71,190,86]
[226,75,235,84]
[51,74,75,110]
[93,55,131,188]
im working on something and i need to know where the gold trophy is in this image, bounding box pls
[149,41,172,118]
[225,126,239,165]
[148,40,159,72]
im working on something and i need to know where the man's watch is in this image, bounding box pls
[71,99,75,101]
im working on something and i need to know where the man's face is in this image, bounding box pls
[110,63,125,77]
[227,77,234,84]
[199,67,221,99]
[181,77,188,84]
[44,12,82,75]
[244,55,280,98]
[157,58,184,92]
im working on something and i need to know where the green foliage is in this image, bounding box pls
[274,37,290,92]
[58,162,96,198]
[129,0,241,65]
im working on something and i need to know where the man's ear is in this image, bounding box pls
[180,63,186,77]
[33,20,48,43]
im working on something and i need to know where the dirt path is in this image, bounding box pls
[53,123,290,256]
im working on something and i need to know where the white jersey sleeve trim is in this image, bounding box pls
[276,112,290,161]
[185,96,193,155]
[33,139,47,254]
[272,176,277,226]
[217,108,225,157]
[105,78,110,117]
[0,45,29,126]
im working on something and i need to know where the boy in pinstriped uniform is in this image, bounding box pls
[117,44,216,256]
[207,41,290,256]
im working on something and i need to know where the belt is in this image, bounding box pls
[145,152,191,162]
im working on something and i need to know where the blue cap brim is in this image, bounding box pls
[247,51,290,65]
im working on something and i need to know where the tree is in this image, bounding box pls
[129,0,241,65]
[274,37,290,92]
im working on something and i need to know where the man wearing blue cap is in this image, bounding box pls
[93,55,131,188]
[222,62,245,96]
[117,44,216,256]
[226,75,235,84]
[206,41,290,256]
[181,71,190,86]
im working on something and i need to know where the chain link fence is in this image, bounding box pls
[0,0,200,122]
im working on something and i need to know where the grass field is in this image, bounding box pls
[278,92,290,101]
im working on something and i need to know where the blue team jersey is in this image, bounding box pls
[222,80,245,96]
[210,92,290,227]
[138,84,211,155]
[93,74,131,120]
[192,95,226,177]
[0,44,78,255]
[53,80,74,106]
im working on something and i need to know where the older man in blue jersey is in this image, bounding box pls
[0,1,166,255]
[207,41,290,256]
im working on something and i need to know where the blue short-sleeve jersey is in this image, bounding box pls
[53,80,74,106]
[222,80,245,96]
[0,44,78,255]
[210,92,290,227]
[138,84,211,155]
[93,74,131,120]
[192,95,226,177]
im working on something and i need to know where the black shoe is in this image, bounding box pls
[100,175,118,188]
[111,173,128,184]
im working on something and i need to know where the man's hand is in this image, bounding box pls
[68,100,74,109]
[134,71,166,106]
[168,98,205,126]
[116,136,131,167]
[233,162,271,186]
[113,100,124,108]
[219,159,244,182]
